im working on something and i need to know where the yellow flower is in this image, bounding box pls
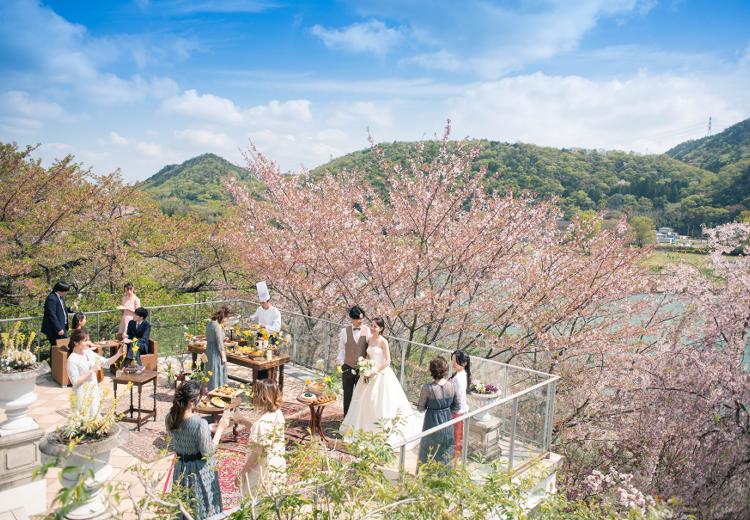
[323,376,332,384]
[207,371,214,376]
[336,366,343,374]
[305,379,311,385]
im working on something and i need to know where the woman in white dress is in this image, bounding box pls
[233,379,287,497]
[340,317,422,448]
[118,282,141,337]
[66,328,124,419]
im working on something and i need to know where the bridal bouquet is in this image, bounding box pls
[357,356,376,383]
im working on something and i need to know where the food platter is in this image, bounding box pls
[208,385,244,399]
[210,396,228,408]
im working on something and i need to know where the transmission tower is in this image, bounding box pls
[706,116,712,137]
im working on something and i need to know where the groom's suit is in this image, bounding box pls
[338,325,369,417]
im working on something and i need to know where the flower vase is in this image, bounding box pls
[468,392,500,423]
[39,424,126,520]
[0,364,50,436]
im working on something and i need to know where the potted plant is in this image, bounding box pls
[39,388,127,519]
[0,321,50,435]
[468,381,500,422]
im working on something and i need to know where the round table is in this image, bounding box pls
[296,393,336,441]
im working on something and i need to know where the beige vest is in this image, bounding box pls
[343,326,368,367]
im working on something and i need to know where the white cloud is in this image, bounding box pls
[246,99,312,125]
[163,89,244,123]
[1,91,65,119]
[0,1,179,104]
[447,72,749,153]
[164,90,313,126]
[175,128,236,150]
[135,141,163,158]
[347,0,657,76]
[311,20,406,56]
[106,131,165,159]
[109,131,129,145]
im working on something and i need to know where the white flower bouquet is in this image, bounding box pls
[357,356,376,383]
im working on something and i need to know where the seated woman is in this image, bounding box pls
[232,379,287,498]
[166,380,231,520]
[71,312,86,330]
[66,328,124,419]
[125,307,151,369]
[417,357,459,465]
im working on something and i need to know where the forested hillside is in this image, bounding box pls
[312,140,726,234]
[139,153,263,221]
[141,118,750,234]
[667,118,750,215]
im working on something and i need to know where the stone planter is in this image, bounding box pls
[0,363,50,437]
[40,424,127,520]
[468,392,500,423]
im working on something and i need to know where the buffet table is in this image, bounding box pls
[187,341,289,391]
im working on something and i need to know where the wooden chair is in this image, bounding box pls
[108,336,158,373]
[50,338,70,387]
[141,339,159,372]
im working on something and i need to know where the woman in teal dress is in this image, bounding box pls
[166,380,231,519]
[417,356,460,465]
[206,306,230,391]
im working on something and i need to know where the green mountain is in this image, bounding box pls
[666,118,750,173]
[143,119,750,232]
[667,117,750,211]
[312,140,724,234]
[139,153,263,221]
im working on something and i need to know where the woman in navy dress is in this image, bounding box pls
[417,356,459,465]
[166,380,231,519]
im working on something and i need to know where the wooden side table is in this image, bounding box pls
[113,370,158,432]
[296,394,336,442]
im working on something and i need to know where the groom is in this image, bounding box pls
[336,305,370,417]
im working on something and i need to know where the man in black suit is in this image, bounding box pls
[41,281,75,346]
[125,307,151,369]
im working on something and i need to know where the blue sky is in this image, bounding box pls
[1,0,749,181]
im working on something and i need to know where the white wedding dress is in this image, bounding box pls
[340,343,423,448]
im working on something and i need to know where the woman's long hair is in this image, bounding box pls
[67,328,89,355]
[71,312,86,330]
[451,349,472,393]
[166,380,201,432]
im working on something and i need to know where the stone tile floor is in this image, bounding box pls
[0,360,320,517]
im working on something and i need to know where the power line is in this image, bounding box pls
[706,116,712,137]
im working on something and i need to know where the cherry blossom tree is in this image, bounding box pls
[227,128,748,516]
[0,143,231,311]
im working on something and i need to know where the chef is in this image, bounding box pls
[250,281,282,333]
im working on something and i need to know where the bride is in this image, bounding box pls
[340,317,422,448]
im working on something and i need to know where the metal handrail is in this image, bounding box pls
[391,377,558,449]
[2,297,558,459]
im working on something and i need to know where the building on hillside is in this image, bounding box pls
[655,227,678,244]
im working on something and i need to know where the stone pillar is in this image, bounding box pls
[0,429,47,518]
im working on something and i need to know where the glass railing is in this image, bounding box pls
[1,298,559,477]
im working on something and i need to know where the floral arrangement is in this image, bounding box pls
[357,356,376,383]
[0,321,39,372]
[58,386,122,442]
[305,359,343,395]
[187,353,212,384]
[469,381,498,395]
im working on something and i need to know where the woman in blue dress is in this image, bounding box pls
[206,306,230,391]
[417,356,460,465]
[166,380,231,519]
